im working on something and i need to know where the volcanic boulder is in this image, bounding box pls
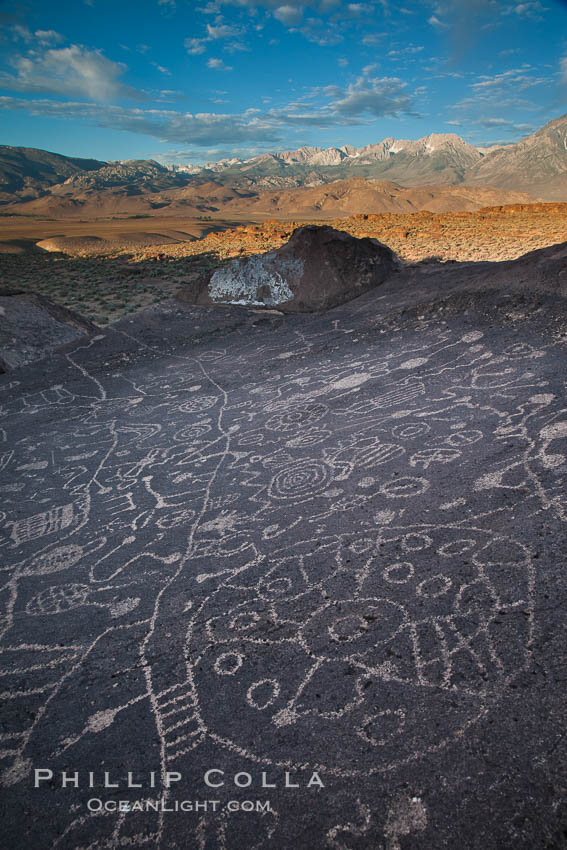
[183,225,400,312]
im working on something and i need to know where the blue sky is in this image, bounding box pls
[0,0,566,164]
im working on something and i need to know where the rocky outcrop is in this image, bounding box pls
[179,225,399,313]
[0,290,96,371]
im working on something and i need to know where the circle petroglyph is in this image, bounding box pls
[380,477,430,499]
[265,403,329,433]
[21,544,83,577]
[178,395,218,413]
[268,461,331,501]
[285,429,331,448]
[26,584,90,616]
[392,422,431,439]
[214,652,244,676]
[189,525,535,775]
[247,679,281,710]
[2,286,563,849]
[417,574,453,598]
[383,562,415,584]
[173,423,212,442]
[401,533,432,552]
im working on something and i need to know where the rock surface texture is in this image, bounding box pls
[182,225,399,312]
[0,290,95,371]
[1,246,567,850]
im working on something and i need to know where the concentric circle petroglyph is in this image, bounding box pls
[266,403,329,432]
[173,422,212,441]
[0,294,560,849]
[268,461,331,500]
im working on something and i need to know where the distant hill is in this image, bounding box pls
[464,114,567,200]
[56,159,191,194]
[0,146,104,203]
[208,178,536,217]
[3,175,535,220]
[0,149,186,205]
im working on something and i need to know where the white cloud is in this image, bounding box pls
[34,30,64,45]
[206,22,244,38]
[196,2,223,13]
[152,62,172,75]
[505,1,546,20]
[0,96,285,145]
[10,26,65,46]
[10,25,33,42]
[297,18,343,45]
[361,32,385,45]
[274,5,304,25]
[185,37,208,54]
[472,117,535,131]
[207,57,233,69]
[428,14,450,29]
[561,56,567,84]
[184,17,248,55]
[193,1,384,45]
[157,89,185,101]
[329,76,414,118]
[388,45,424,56]
[0,45,143,101]
[346,3,373,14]
[470,68,551,91]
[0,72,417,149]
[422,0,507,52]
[448,63,551,138]
[338,57,348,67]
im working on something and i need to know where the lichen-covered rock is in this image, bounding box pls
[180,225,400,313]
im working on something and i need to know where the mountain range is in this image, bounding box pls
[189,131,485,188]
[1,114,566,218]
[175,114,567,200]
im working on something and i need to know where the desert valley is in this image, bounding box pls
[2,114,567,329]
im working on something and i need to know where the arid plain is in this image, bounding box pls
[2,201,567,326]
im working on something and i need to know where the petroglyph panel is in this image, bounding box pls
[0,297,565,849]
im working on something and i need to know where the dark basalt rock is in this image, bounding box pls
[0,289,96,371]
[178,225,400,312]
